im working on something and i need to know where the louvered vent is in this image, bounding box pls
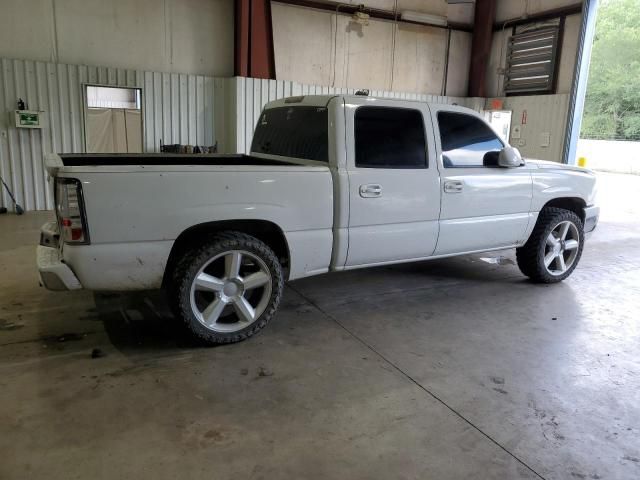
[505,27,560,94]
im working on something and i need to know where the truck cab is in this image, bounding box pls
[253,95,586,270]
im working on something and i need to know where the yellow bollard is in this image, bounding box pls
[578,156,587,167]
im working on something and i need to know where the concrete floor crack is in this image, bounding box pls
[288,283,548,480]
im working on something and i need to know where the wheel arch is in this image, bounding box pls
[162,219,291,287]
[541,197,586,223]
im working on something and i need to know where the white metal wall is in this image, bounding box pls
[0,57,226,211]
[0,56,484,212]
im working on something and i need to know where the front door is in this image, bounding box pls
[345,99,441,267]
[431,107,533,256]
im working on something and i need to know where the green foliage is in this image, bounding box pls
[581,0,640,140]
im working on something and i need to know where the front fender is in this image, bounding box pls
[531,169,597,212]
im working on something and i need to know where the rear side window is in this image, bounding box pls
[355,107,427,169]
[437,112,503,168]
[251,106,328,162]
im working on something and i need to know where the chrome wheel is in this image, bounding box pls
[544,220,580,276]
[189,250,272,333]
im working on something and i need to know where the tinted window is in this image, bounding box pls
[355,107,427,169]
[437,112,504,168]
[251,106,328,162]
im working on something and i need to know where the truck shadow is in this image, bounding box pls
[92,290,201,353]
[92,253,526,353]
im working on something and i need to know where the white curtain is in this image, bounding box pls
[86,108,142,153]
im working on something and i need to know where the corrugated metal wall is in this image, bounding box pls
[0,57,227,211]
[0,56,485,212]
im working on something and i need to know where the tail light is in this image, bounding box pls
[55,178,90,244]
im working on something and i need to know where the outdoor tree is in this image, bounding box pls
[582,0,640,140]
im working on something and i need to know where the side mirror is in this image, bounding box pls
[498,146,523,168]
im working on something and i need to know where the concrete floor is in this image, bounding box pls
[1,172,639,480]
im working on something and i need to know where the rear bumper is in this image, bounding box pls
[37,243,82,291]
[584,205,600,233]
[36,222,82,290]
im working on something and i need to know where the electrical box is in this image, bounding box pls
[483,110,512,143]
[14,110,43,129]
[540,132,551,147]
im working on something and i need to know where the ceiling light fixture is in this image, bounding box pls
[352,10,370,26]
[400,11,448,27]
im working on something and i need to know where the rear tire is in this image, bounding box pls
[169,232,284,345]
[516,207,584,283]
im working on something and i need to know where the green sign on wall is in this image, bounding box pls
[14,110,42,129]
[19,112,39,125]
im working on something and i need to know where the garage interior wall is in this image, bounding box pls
[0,57,237,211]
[0,0,234,77]
[271,1,474,96]
[485,94,570,161]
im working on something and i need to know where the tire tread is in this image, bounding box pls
[516,207,584,283]
[169,231,284,345]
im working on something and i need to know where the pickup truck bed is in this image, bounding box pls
[43,152,334,291]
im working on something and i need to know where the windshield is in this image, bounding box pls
[251,106,328,162]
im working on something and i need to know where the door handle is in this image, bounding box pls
[359,184,382,198]
[443,180,464,193]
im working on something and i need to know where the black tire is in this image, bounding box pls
[516,207,585,283]
[168,232,284,345]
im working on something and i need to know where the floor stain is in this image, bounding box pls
[203,429,226,442]
[181,422,235,449]
[0,319,24,331]
[257,366,274,378]
[44,332,86,343]
[91,348,105,359]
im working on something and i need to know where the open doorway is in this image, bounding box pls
[84,85,143,153]
[578,0,640,174]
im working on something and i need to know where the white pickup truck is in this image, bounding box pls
[38,94,599,344]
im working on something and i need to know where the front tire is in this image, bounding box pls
[516,207,584,283]
[169,232,284,344]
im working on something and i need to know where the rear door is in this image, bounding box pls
[430,106,533,256]
[344,98,440,267]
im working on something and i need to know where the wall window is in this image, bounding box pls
[84,85,143,153]
[251,107,328,162]
[438,112,504,168]
[86,86,141,109]
[505,24,561,95]
[355,107,427,169]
